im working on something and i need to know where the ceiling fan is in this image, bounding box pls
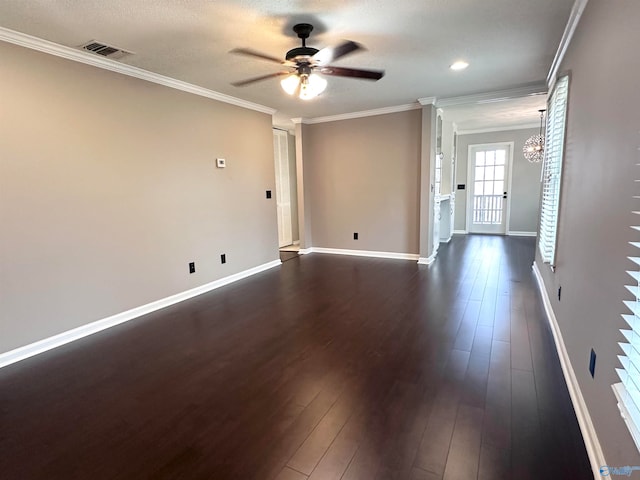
[230,23,385,100]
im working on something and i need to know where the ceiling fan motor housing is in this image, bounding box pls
[286,46,319,61]
[286,24,319,61]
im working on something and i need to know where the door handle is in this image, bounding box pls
[503,191,507,199]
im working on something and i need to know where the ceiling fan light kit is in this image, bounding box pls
[231,23,384,100]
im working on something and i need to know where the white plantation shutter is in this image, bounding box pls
[538,75,569,265]
[614,210,640,451]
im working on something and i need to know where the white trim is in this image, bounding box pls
[302,103,421,124]
[306,247,419,261]
[417,252,437,265]
[547,0,589,90]
[505,144,514,234]
[507,231,537,237]
[0,27,275,115]
[436,85,547,108]
[532,261,606,480]
[453,230,468,235]
[440,236,452,244]
[298,248,313,254]
[457,124,539,136]
[0,259,282,369]
[418,97,437,106]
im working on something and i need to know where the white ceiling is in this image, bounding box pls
[0,0,574,128]
[443,94,547,132]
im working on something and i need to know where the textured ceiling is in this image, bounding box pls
[0,0,574,126]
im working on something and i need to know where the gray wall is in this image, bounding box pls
[0,41,279,354]
[304,110,422,254]
[454,128,543,232]
[535,0,640,466]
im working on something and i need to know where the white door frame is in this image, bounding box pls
[465,141,514,234]
[273,129,293,247]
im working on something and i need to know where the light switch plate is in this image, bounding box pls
[216,158,226,168]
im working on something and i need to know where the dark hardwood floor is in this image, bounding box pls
[0,235,591,479]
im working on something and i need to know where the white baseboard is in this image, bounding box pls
[440,236,452,243]
[298,248,313,255]
[508,231,537,237]
[417,251,437,265]
[307,247,419,261]
[0,259,282,369]
[532,262,606,479]
[453,230,468,235]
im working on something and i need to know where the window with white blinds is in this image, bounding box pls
[613,208,640,452]
[538,75,569,265]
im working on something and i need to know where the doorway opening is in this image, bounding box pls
[273,128,300,261]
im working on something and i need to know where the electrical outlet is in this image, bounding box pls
[189,262,195,274]
[221,254,226,264]
[353,232,358,240]
[266,190,272,199]
[558,286,562,301]
[589,349,596,378]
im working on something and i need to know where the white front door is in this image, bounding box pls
[467,143,511,234]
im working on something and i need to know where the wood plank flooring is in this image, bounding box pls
[0,235,592,479]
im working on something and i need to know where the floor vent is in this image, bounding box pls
[79,41,133,60]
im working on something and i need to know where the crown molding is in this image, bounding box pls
[0,27,276,115]
[291,117,304,124]
[457,123,539,135]
[547,0,589,90]
[418,97,437,106]
[304,103,421,124]
[436,84,547,108]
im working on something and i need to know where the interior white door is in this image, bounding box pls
[467,144,511,234]
[273,129,293,247]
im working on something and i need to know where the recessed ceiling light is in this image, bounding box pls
[450,61,469,71]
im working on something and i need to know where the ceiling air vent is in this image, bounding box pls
[79,41,133,60]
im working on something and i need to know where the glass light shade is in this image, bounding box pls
[280,74,300,95]
[299,74,327,100]
[523,134,545,163]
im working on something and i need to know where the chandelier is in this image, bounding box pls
[523,109,546,163]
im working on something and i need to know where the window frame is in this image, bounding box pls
[538,75,570,266]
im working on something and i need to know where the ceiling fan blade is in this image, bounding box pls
[313,40,363,65]
[232,71,291,87]
[319,66,385,81]
[229,48,286,65]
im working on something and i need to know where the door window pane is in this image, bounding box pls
[496,150,506,165]
[474,181,484,195]
[475,166,484,181]
[476,152,485,166]
[495,165,505,180]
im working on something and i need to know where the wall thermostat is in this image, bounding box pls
[216,158,226,168]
